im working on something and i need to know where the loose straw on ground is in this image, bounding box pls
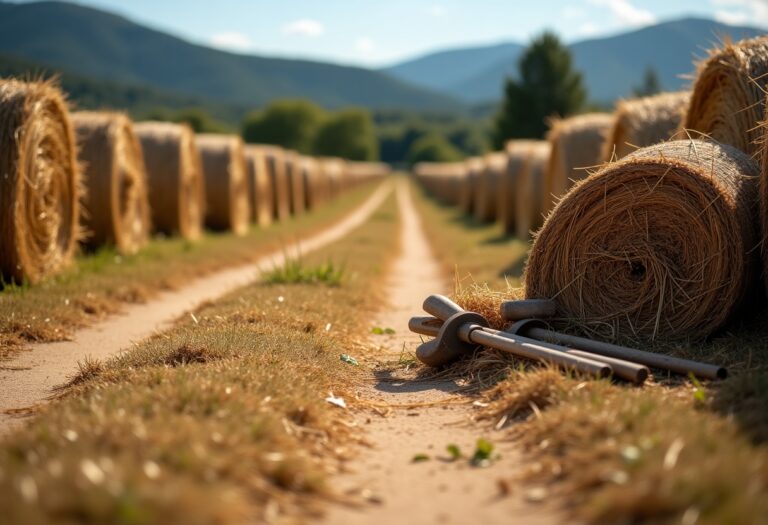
[0,79,80,284]
[196,134,250,235]
[244,146,273,228]
[603,91,690,161]
[72,111,150,254]
[683,36,768,157]
[134,122,204,241]
[542,113,613,216]
[515,141,550,240]
[474,152,507,223]
[525,139,759,341]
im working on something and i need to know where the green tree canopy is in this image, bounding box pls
[241,99,325,153]
[633,67,662,98]
[313,108,378,160]
[493,31,586,146]
[407,132,463,165]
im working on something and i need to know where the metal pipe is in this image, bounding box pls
[408,316,443,336]
[422,295,464,322]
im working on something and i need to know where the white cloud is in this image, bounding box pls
[209,32,252,52]
[428,4,446,16]
[355,37,375,54]
[577,22,600,36]
[282,19,325,37]
[588,0,657,27]
[711,0,768,26]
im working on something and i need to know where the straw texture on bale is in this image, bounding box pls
[244,146,273,228]
[0,79,80,284]
[543,113,613,216]
[498,140,537,234]
[460,157,483,215]
[196,134,250,235]
[474,152,507,223]
[515,141,550,239]
[526,140,759,341]
[72,111,150,254]
[134,122,204,241]
[683,36,768,157]
[260,145,290,221]
[284,151,306,216]
[603,91,690,161]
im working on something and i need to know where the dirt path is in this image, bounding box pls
[324,180,565,524]
[0,183,392,435]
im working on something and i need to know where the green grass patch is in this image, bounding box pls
[263,257,345,286]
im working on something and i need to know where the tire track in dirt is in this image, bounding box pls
[0,183,392,435]
[324,180,565,524]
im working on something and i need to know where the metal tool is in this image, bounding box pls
[415,295,612,378]
[412,314,648,384]
[505,318,727,380]
[500,299,557,321]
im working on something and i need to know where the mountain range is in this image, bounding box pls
[0,1,765,112]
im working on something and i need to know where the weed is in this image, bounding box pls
[264,257,345,286]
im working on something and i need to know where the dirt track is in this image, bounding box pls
[324,180,564,524]
[0,183,392,435]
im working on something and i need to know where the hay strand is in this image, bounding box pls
[0,79,80,284]
[134,121,204,241]
[72,111,150,254]
[196,134,250,235]
[525,139,759,341]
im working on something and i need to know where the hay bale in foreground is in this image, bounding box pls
[683,36,768,157]
[0,79,80,284]
[259,145,290,221]
[474,152,507,223]
[196,134,250,235]
[460,157,483,215]
[526,139,759,341]
[603,91,690,161]
[498,141,537,234]
[72,111,150,254]
[244,146,273,228]
[515,141,550,240]
[543,113,613,216]
[284,151,306,216]
[134,122,204,240]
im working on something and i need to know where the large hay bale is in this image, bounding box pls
[460,157,483,215]
[542,113,613,216]
[72,111,150,254]
[259,145,290,221]
[683,36,768,157]
[603,91,690,161]
[525,139,759,341]
[319,157,346,201]
[244,146,273,228]
[196,134,250,235]
[474,152,507,222]
[346,161,390,187]
[498,141,537,234]
[134,121,204,240]
[284,151,306,216]
[0,79,80,284]
[515,141,550,240]
[300,156,324,211]
[414,162,466,205]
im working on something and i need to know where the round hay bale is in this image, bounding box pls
[283,151,306,216]
[414,162,466,205]
[525,139,759,342]
[300,156,323,211]
[244,146,273,228]
[196,134,250,235]
[319,157,346,201]
[498,140,537,234]
[543,113,613,216]
[259,145,290,221]
[460,157,483,215]
[474,152,507,223]
[72,111,150,254]
[0,79,80,284]
[683,36,768,157]
[515,141,550,240]
[603,91,690,161]
[134,121,204,241]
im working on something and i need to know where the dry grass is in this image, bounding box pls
[0,188,399,524]
[0,183,381,359]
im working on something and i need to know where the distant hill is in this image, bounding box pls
[385,18,766,103]
[0,1,461,111]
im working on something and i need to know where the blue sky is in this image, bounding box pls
[23,0,768,66]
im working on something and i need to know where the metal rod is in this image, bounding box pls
[422,295,464,322]
[524,327,727,380]
[408,316,443,336]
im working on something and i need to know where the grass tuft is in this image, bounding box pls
[264,257,345,286]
